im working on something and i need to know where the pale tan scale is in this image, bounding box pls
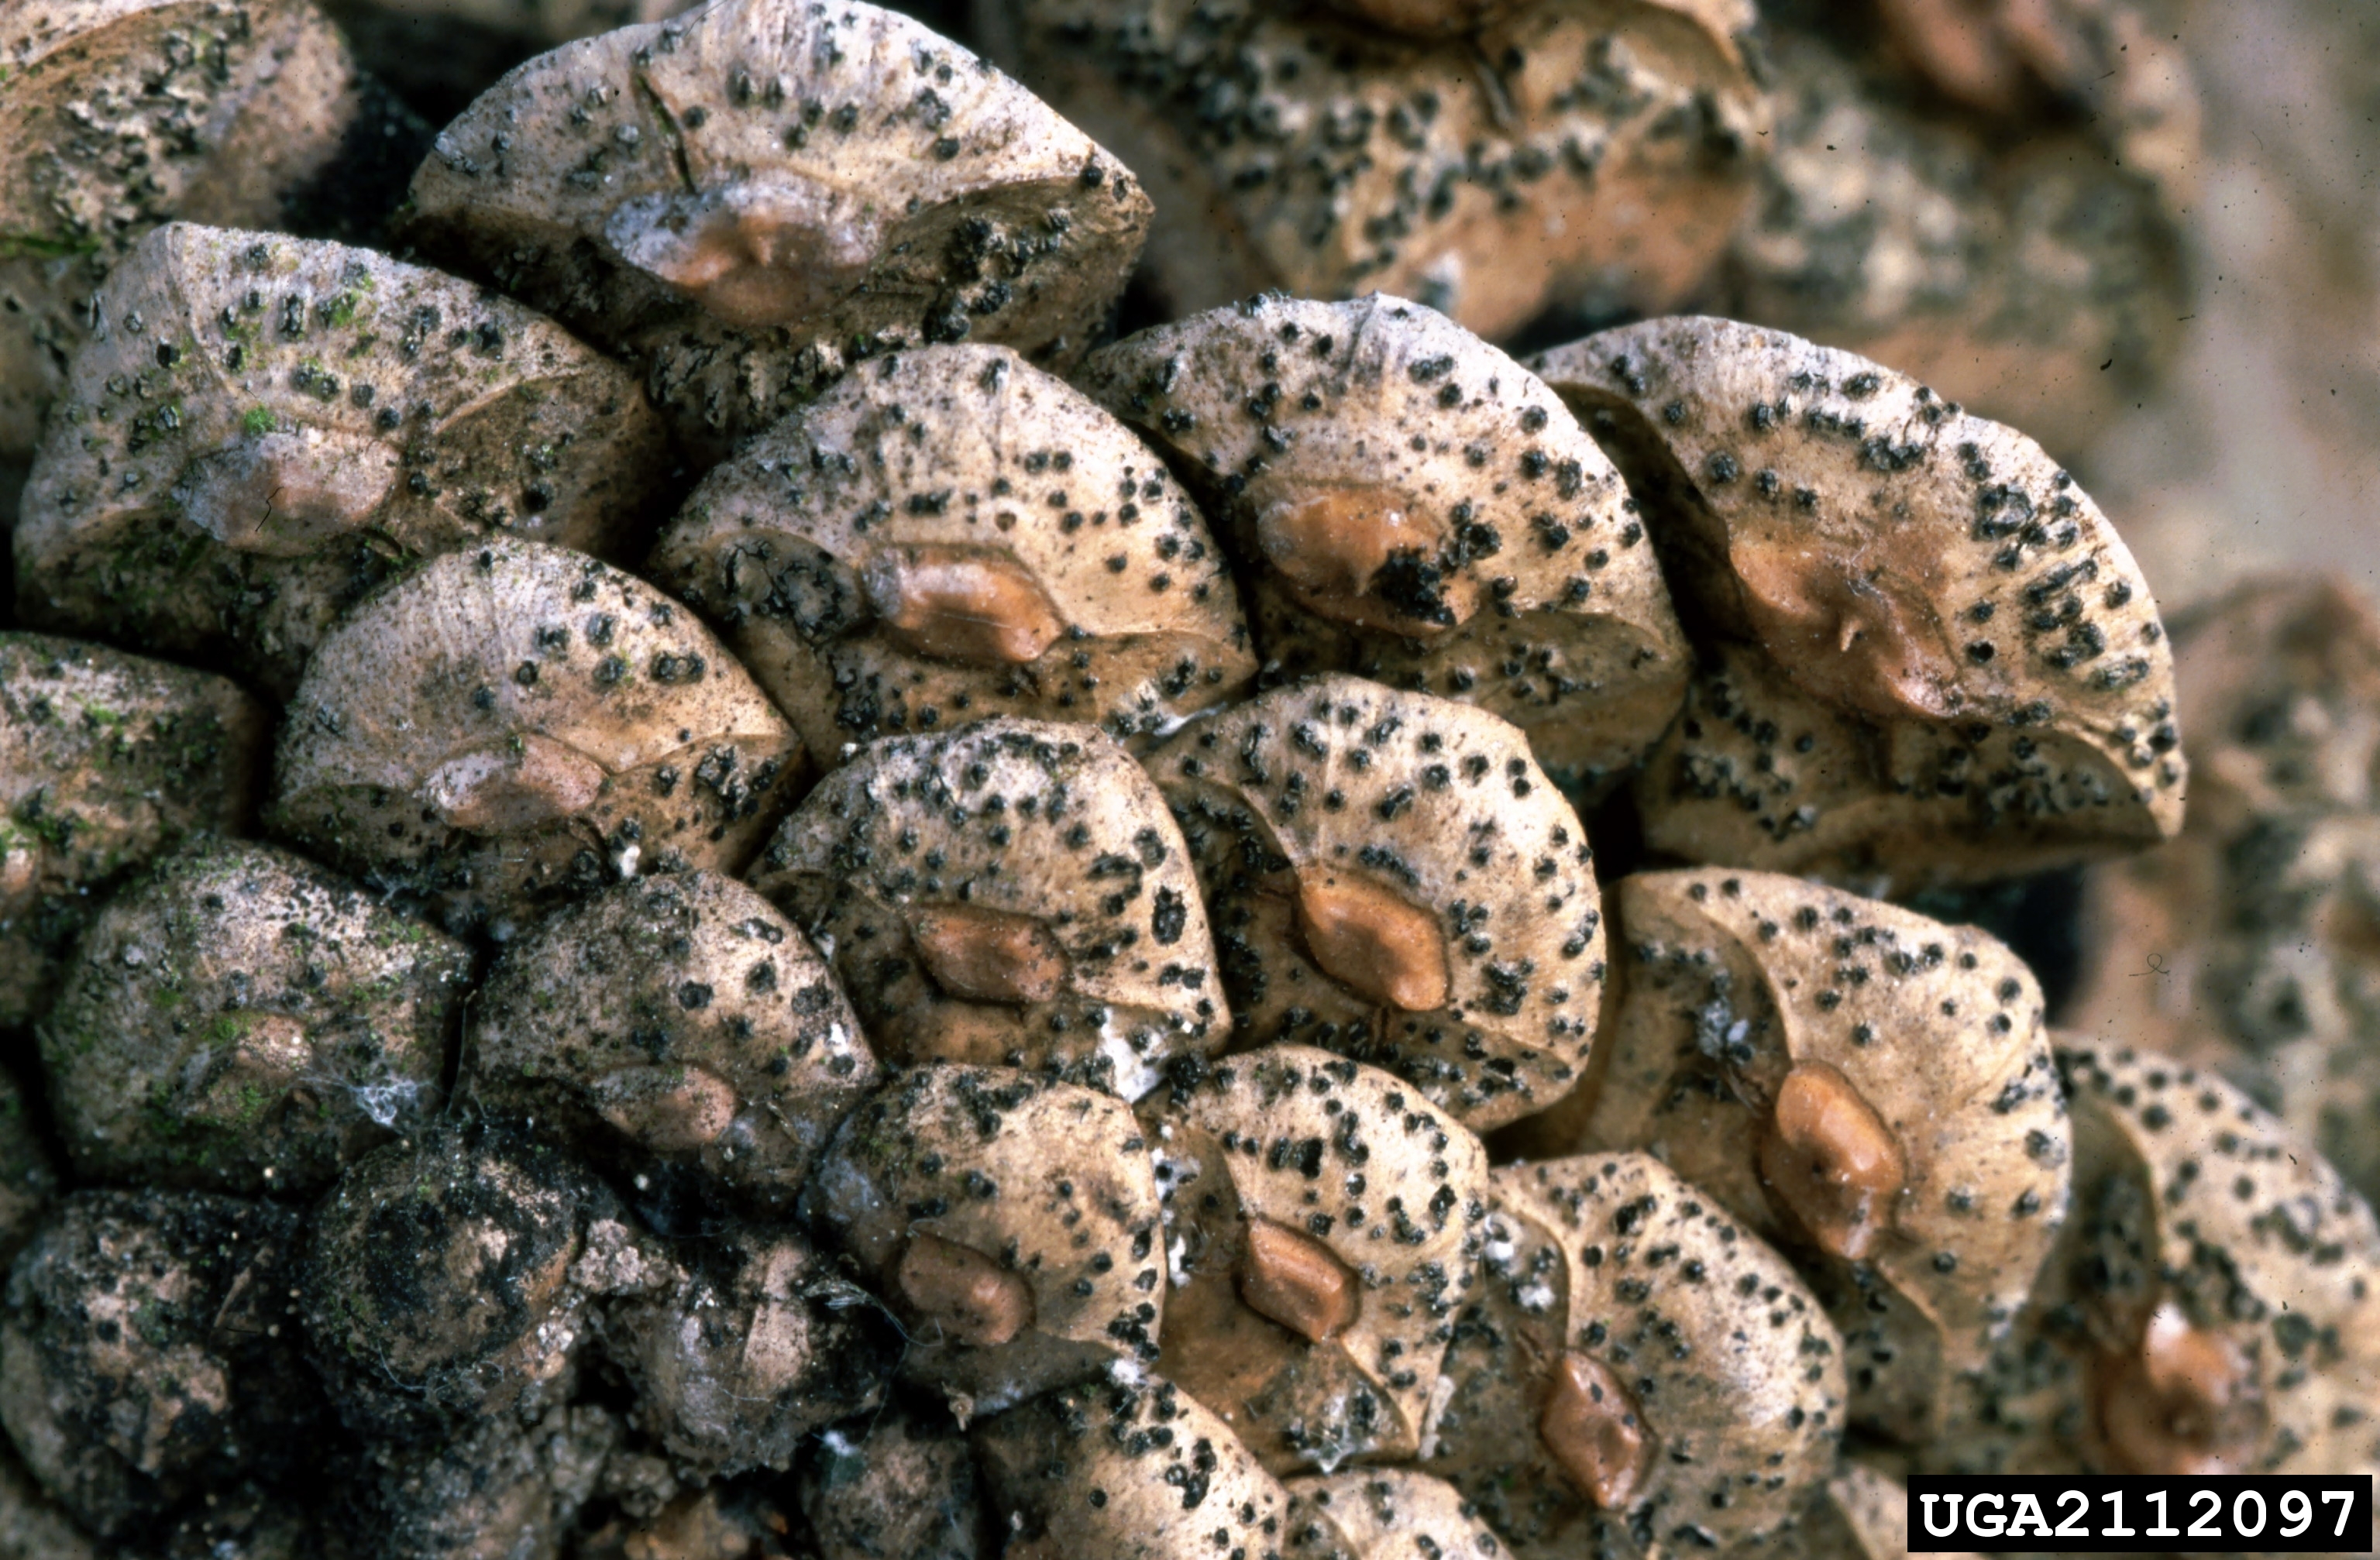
[1427,1151,1845,1560]
[975,1374,1291,1560]
[749,716,1224,1094]
[1088,297,1690,800]
[2068,578,2380,1212]
[0,0,365,458]
[1515,868,2065,1447]
[0,1192,315,1539]
[298,1119,652,1443]
[1140,1045,1488,1475]
[38,839,465,1199]
[982,0,1766,337]
[1933,1042,2380,1530]
[810,1065,1165,1414]
[1533,314,2185,889]
[0,633,266,1032]
[1283,1468,1507,1559]
[469,870,879,1211]
[268,539,804,938]
[798,1404,994,1560]
[1149,676,1605,1132]
[16,225,672,698]
[1721,28,2186,459]
[606,1225,891,1476]
[406,0,1151,455]
[649,344,1254,759]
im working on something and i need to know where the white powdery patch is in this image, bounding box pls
[1096,1016,1164,1102]
[347,1074,432,1129]
[1415,1371,1460,1462]
[1137,702,1199,742]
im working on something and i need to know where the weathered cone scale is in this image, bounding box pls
[2069,576,2380,1209]
[352,1404,617,1560]
[267,539,806,939]
[649,344,1255,758]
[1149,676,1605,1131]
[298,1117,651,1441]
[335,0,688,39]
[1084,295,1691,799]
[1429,1153,1846,1560]
[576,1481,807,1560]
[1785,1462,1980,1560]
[748,718,1224,1092]
[1284,1467,1505,1558]
[146,1479,341,1560]
[404,0,1153,457]
[469,869,879,1210]
[605,1224,894,1477]
[1539,868,2070,1445]
[799,1400,995,1560]
[973,1373,1292,1560]
[0,0,366,459]
[1943,1044,2380,1503]
[0,1444,95,1560]
[15,225,671,699]
[809,1065,1164,1414]
[0,633,267,1033]
[980,0,1769,337]
[0,1191,320,1538]
[1725,30,2186,450]
[1310,0,1526,36]
[1532,315,2186,888]
[1875,0,2199,200]
[0,1076,57,1276]
[1140,1045,1488,1473]
[39,839,465,1197]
